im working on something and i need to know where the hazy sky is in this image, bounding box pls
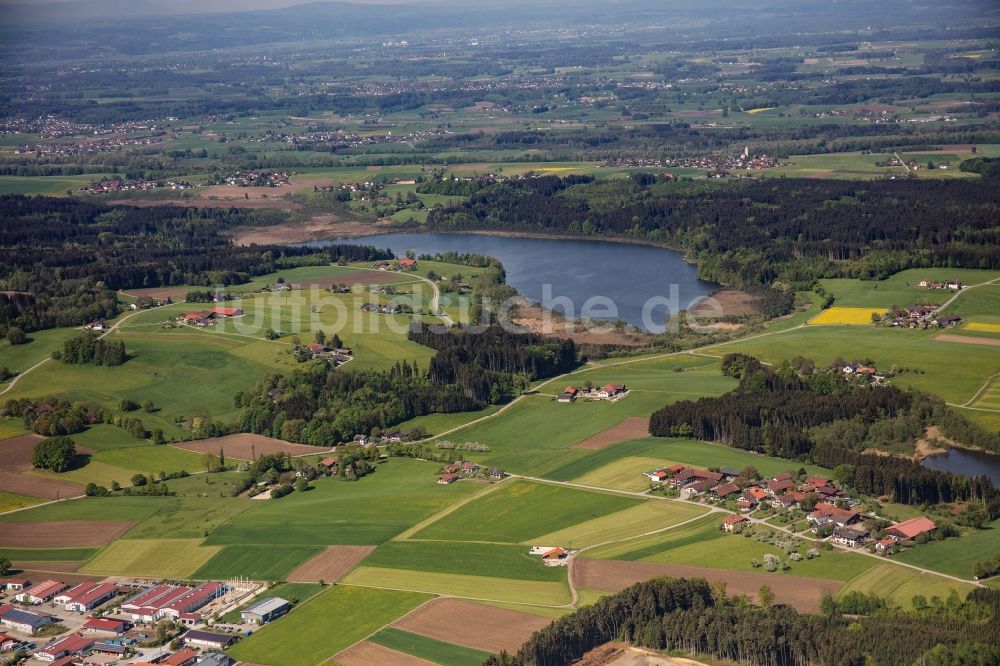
[0,0,444,6]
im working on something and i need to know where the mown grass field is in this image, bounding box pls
[413,479,639,543]
[894,519,1000,578]
[531,500,708,550]
[0,495,165,523]
[122,495,252,540]
[341,566,571,605]
[817,269,1000,309]
[193,544,324,581]
[369,627,492,666]
[718,325,1000,404]
[544,438,825,483]
[81,538,221,578]
[0,491,44,513]
[227,585,432,666]
[205,459,480,547]
[839,563,974,609]
[365,541,566,582]
[440,359,737,476]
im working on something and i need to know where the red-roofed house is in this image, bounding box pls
[885,517,936,540]
[437,473,459,484]
[0,632,16,651]
[36,635,94,662]
[210,306,243,317]
[558,386,579,403]
[644,469,669,482]
[319,457,336,469]
[722,514,748,532]
[766,479,795,496]
[712,482,740,498]
[805,476,830,487]
[162,647,198,666]
[0,578,27,591]
[808,502,859,528]
[82,617,130,635]
[16,580,66,605]
[398,259,417,269]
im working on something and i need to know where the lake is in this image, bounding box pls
[922,447,1000,485]
[312,232,718,331]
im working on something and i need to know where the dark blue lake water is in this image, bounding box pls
[309,232,717,331]
[922,447,1000,484]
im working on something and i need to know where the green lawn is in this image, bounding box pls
[227,585,432,666]
[0,327,79,377]
[0,491,45,513]
[221,582,323,623]
[531,500,708,550]
[894,519,1000,579]
[369,627,491,666]
[545,437,824,483]
[413,479,640,543]
[0,496,166,523]
[838,563,974,609]
[365,541,566,581]
[341,566,570,605]
[719,325,1000,404]
[193,545,324,581]
[817,269,1000,309]
[205,459,480,547]
[121,495,252,540]
[81,538,221,578]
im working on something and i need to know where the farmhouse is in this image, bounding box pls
[161,648,198,665]
[712,482,740,498]
[397,258,417,270]
[82,617,130,636]
[36,635,94,662]
[437,473,459,484]
[241,597,291,625]
[210,306,243,317]
[884,516,936,540]
[15,579,66,604]
[595,383,628,399]
[875,536,900,552]
[182,311,216,326]
[645,469,669,483]
[722,514,748,532]
[766,478,795,496]
[808,502,859,528]
[832,526,869,548]
[0,605,53,634]
[53,581,118,612]
[558,386,579,403]
[183,629,238,650]
[0,578,27,591]
[680,478,716,497]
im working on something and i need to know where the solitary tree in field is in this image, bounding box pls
[32,437,76,472]
[758,585,775,609]
[0,557,10,577]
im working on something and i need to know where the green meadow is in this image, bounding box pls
[817,269,1000,309]
[365,540,566,582]
[341,566,571,605]
[369,627,492,666]
[413,479,639,543]
[227,585,432,666]
[204,459,480,547]
[193,544,324,581]
[0,547,97,562]
[81,538,221,578]
[894,519,1000,578]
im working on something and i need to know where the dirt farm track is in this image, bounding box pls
[171,433,330,460]
[392,597,552,653]
[575,559,843,613]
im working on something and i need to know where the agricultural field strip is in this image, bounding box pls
[394,482,508,541]
[323,593,440,666]
[956,370,1000,410]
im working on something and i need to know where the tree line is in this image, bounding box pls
[486,577,1000,666]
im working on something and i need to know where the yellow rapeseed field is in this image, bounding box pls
[809,307,884,325]
[966,322,1000,333]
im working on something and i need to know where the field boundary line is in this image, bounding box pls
[951,370,1000,409]
[322,593,440,666]
[394,480,510,540]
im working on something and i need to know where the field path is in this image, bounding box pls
[936,276,1000,314]
[395,482,507,540]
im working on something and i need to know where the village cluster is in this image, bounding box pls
[79,180,192,195]
[436,460,508,485]
[643,465,938,556]
[603,146,780,172]
[0,574,295,664]
[211,171,290,188]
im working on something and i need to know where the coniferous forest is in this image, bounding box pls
[485,578,1000,666]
